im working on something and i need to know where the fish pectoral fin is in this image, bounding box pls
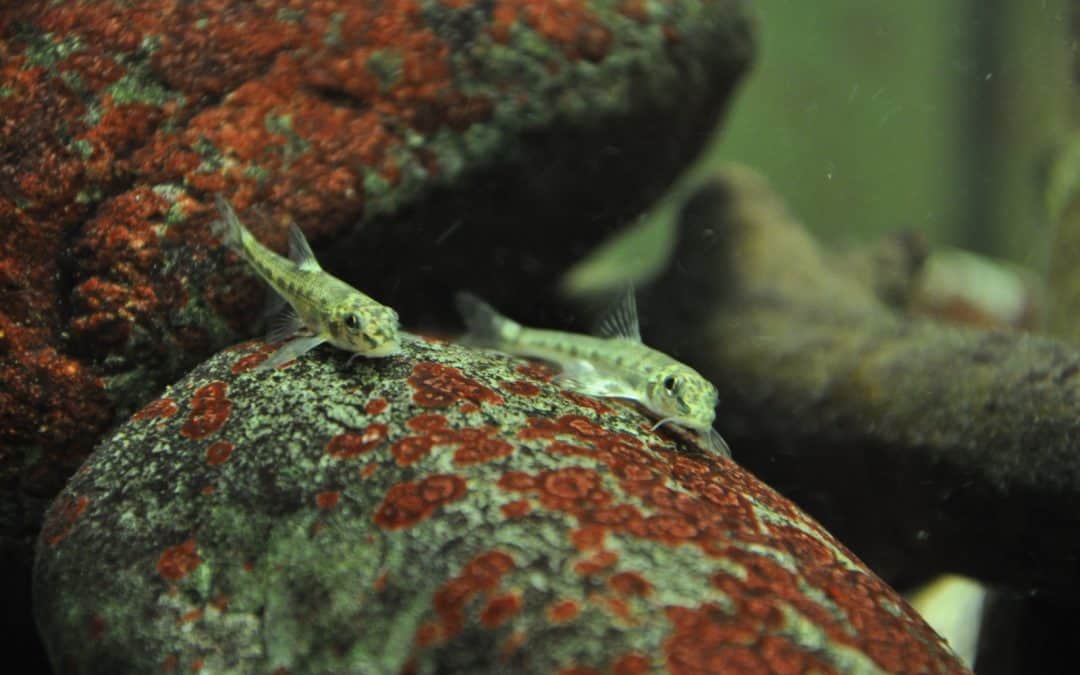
[704,427,732,459]
[262,286,288,322]
[265,306,306,344]
[256,335,326,371]
[592,285,642,342]
[556,361,637,399]
[287,223,321,272]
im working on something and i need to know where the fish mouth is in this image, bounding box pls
[364,340,402,358]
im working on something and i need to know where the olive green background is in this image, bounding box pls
[564,1,1070,295]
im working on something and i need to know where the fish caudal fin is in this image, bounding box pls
[211,195,245,250]
[455,292,519,347]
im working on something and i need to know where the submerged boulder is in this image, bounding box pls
[36,337,968,674]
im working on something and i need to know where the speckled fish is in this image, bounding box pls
[213,196,401,370]
[455,289,731,457]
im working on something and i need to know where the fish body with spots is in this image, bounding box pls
[213,197,401,369]
[455,290,730,457]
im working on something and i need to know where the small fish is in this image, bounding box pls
[455,289,731,457]
[213,196,401,370]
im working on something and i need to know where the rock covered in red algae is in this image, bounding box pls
[0,0,754,574]
[35,338,969,674]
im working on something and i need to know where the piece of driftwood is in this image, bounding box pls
[642,165,1080,596]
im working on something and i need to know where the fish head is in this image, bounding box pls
[645,364,718,431]
[333,298,402,357]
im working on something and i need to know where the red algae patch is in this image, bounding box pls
[501,379,541,397]
[429,550,517,641]
[365,398,389,415]
[132,397,179,421]
[500,500,532,519]
[205,440,234,466]
[480,593,522,628]
[547,599,580,623]
[42,494,90,547]
[560,390,612,414]
[608,571,653,598]
[315,490,341,510]
[157,539,201,582]
[230,352,267,373]
[327,424,389,459]
[611,654,651,675]
[407,361,504,408]
[180,382,232,439]
[374,474,468,529]
[516,361,558,382]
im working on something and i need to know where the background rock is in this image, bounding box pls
[35,337,967,674]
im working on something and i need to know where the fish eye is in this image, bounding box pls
[662,375,677,392]
[344,313,362,331]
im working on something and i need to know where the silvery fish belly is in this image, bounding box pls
[455,288,731,458]
[212,197,402,370]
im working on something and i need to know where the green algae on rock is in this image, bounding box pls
[35,337,968,674]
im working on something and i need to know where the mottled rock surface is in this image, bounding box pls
[35,337,967,674]
[1,0,753,609]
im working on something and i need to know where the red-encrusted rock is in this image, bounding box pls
[35,337,969,674]
[0,0,754,584]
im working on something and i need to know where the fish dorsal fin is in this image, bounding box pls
[287,223,321,272]
[593,286,641,342]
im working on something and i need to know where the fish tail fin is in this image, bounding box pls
[455,292,520,346]
[211,195,245,250]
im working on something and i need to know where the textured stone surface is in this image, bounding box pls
[0,0,753,575]
[35,337,967,674]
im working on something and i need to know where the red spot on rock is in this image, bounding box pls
[480,593,521,628]
[547,599,580,623]
[180,381,232,439]
[316,490,341,510]
[561,390,612,414]
[374,572,390,592]
[230,352,267,373]
[206,440,234,466]
[569,525,607,551]
[609,571,653,598]
[179,608,203,624]
[360,463,378,478]
[454,437,513,466]
[500,500,532,519]
[516,361,557,381]
[365,397,389,415]
[157,539,201,581]
[392,436,434,466]
[407,413,448,431]
[374,474,467,529]
[497,470,537,491]
[133,397,179,421]
[407,361,503,408]
[431,550,517,640]
[556,668,601,675]
[201,485,215,495]
[43,494,89,546]
[612,653,651,675]
[459,401,481,413]
[574,549,618,576]
[88,614,106,640]
[162,654,178,672]
[502,379,541,397]
[327,424,388,459]
[415,621,442,647]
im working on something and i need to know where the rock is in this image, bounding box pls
[36,337,968,674]
[1,0,754,577]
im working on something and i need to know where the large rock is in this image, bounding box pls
[0,0,753,578]
[35,337,968,674]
